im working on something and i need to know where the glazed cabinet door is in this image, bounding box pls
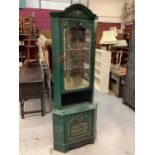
[59,18,93,93]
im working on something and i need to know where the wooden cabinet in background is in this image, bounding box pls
[19,34,30,62]
[19,34,38,63]
[123,21,135,109]
[109,66,126,97]
[96,22,103,49]
[110,46,129,66]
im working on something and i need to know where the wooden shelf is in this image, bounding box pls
[26,45,38,48]
[95,73,100,79]
[19,33,31,36]
[95,58,101,63]
[67,48,90,51]
[19,33,38,63]
[95,66,100,71]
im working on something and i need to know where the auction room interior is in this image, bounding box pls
[19,0,135,155]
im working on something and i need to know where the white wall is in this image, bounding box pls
[26,0,71,10]
[26,0,125,23]
[89,0,124,23]
[41,1,70,10]
[26,0,40,8]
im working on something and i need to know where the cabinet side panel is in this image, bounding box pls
[51,15,62,109]
[90,21,97,102]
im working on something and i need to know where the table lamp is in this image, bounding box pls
[99,30,117,50]
[112,39,128,69]
[109,27,118,37]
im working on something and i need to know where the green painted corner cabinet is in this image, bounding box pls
[50,4,98,152]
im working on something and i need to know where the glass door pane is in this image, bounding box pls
[63,22,91,90]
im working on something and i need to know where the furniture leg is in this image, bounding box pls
[116,77,121,97]
[20,100,25,119]
[109,72,111,89]
[41,97,44,116]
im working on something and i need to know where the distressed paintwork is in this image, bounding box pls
[50,4,98,152]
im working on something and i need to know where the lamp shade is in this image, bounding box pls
[99,30,117,45]
[113,39,128,47]
[109,27,117,37]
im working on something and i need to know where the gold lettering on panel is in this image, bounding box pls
[68,114,91,141]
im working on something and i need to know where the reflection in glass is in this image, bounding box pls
[64,23,91,90]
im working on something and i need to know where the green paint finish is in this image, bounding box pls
[53,102,97,115]
[90,21,97,103]
[53,102,97,152]
[68,114,91,140]
[50,4,98,152]
[50,4,97,20]
[51,16,61,109]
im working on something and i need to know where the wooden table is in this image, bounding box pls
[19,63,45,118]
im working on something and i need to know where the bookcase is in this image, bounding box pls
[94,49,111,93]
